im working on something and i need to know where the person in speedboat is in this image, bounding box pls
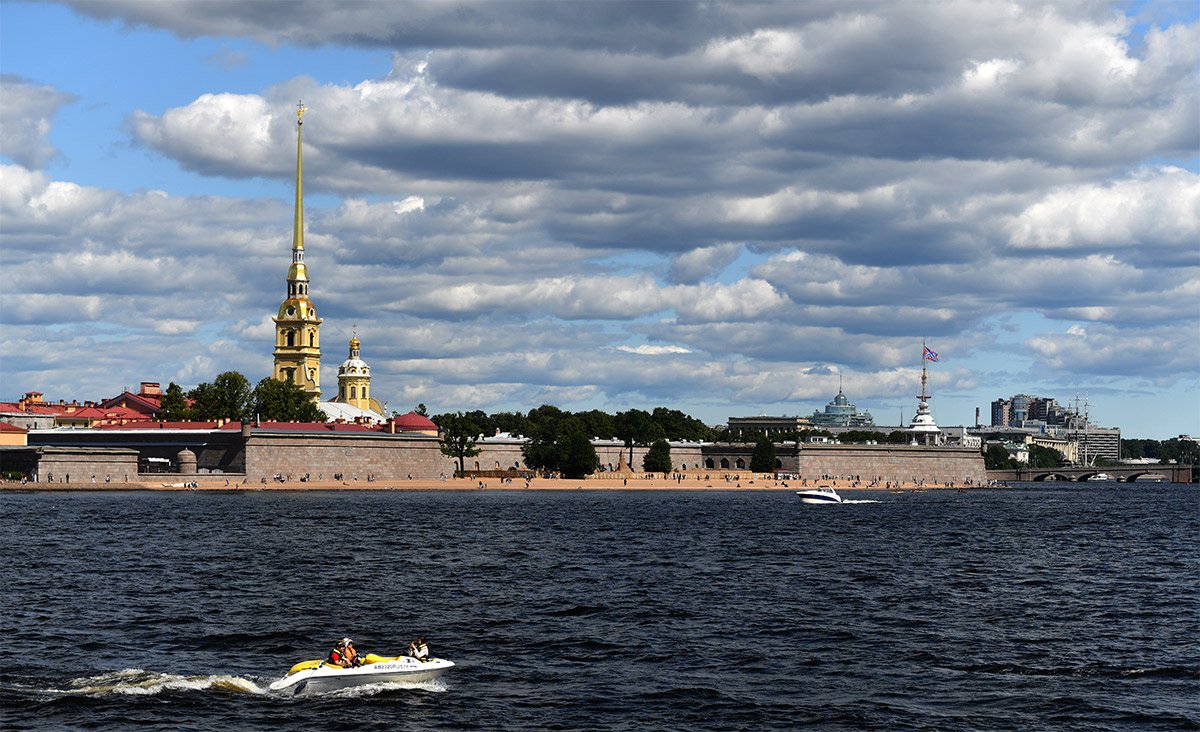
[328,637,363,667]
[408,637,429,660]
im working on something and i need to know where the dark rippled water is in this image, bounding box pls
[1,484,1197,730]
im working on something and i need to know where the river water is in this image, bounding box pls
[1,483,1196,730]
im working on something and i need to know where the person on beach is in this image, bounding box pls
[328,637,362,667]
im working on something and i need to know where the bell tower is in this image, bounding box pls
[272,101,322,402]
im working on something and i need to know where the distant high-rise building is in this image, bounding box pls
[991,398,1012,427]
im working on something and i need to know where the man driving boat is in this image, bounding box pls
[328,637,363,667]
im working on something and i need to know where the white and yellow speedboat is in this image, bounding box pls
[268,653,455,692]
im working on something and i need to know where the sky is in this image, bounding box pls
[0,0,1197,439]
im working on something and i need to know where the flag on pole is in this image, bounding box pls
[923,346,939,362]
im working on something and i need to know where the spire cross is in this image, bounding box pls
[297,100,306,124]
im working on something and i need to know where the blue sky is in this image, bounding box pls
[1,0,1197,439]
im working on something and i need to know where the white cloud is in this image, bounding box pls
[0,76,75,168]
[1007,167,1200,253]
[2,2,1197,437]
[617,345,692,355]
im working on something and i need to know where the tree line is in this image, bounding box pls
[432,405,715,479]
[155,371,325,423]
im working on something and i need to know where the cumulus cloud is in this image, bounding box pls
[0,76,76,168]
[1027,323,1200,381]
[1006,167,1200,262]
[2,1,1197,435]
[668,243,741,283]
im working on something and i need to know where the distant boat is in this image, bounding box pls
[796,485,843,504]
[1087,473,1113,482]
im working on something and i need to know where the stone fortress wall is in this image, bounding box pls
[10,429,986,485]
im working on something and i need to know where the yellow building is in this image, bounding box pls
[0,422,28,446]
[272,102,322,402]
[331,332,385,414]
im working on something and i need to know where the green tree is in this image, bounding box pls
[434,411,483,474]
[521,410,564,474]
[157,382,189,421]
[1028,443,1063,468]
[415,403,428,416]
[650,407,715,441]
[251,377,325,422]
[188,371,252,421]
[750,436,777,472]
[557,418,599,478]
[575,409,615,441]
[520,415,599,478]
[615,409,664,466]
[984,443,1017,469]
[642,438,672,473]
[490,411,531,437]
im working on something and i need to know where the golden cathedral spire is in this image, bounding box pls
[293,100,305,253]
[272,101,322,402]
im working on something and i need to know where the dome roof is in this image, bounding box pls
[339,357,370,374]
[393,411,438,430]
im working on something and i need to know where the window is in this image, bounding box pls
[350,386,357,399]
[286,331,295,347]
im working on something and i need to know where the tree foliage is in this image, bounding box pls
[1122,437,1199,465]
[188,371,253,421]
[434,411,483,473]
[521,415,598,478]
[1027,443,1063,468]
[642,438,672,473]
[157,382,189,421]
[984,443,1018,469]
[750,436,777,472]
[251,377,325,422]
[558,420,600,478]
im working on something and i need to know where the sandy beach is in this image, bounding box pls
[4,475,988,492]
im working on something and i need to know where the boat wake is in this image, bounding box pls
[841,499,880,504]
[43,668,266,697]
[33,668,449,699]
[315,677,449,697]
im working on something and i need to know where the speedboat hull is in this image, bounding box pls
[269,654,454,692]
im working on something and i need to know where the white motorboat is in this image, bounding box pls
[268,653,454,693]
[795,485,843,504]
[1087,473,1113,482]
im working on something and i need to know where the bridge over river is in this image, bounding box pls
[987,464,1193,483]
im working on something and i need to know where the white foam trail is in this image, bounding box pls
[309,677,449,698]
[841,499,880,504]
[46,668,267,697]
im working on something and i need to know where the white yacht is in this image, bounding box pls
[796,485,843,504]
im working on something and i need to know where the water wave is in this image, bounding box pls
[955,663,1200,680]
[45,668,265,697]
[312,677,448,698]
